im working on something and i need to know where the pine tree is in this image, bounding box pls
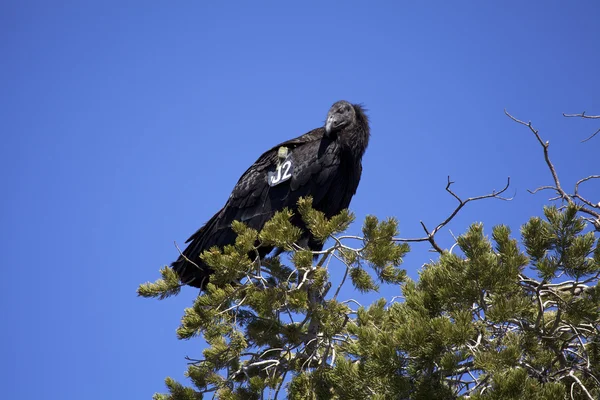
[139,111,599,399]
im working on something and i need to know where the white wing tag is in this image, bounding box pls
[268,147,293,187]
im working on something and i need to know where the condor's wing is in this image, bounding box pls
[173,127,342,288]
[185,127,342,243]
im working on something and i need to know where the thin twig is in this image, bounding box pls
[563,112,600,142]
[563,112,600,119]
[395,176,511,253]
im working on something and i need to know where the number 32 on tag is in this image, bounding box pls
[268,159,293,187]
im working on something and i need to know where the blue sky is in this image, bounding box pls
[1,1,598,398]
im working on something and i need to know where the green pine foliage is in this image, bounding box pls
[138,266,182,299]
[141,201,600,399]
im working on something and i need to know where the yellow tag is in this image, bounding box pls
[277,146,289,160]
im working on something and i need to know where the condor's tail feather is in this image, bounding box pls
[171,209,229,289]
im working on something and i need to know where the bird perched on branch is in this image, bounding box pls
[172,100,370,289]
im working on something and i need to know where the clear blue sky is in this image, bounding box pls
[1,1,598,398]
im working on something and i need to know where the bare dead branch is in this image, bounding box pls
[563,112,600,119]
[527,185,557,194]
[580,128,600,143]
[395,176,511,253]
[504,109,572,203]
[505,109,600,230]
[573,175,600,210]
[563,112,600,142]
[575,175,600,195]
[172,241,207,288]
[419,221,444,253]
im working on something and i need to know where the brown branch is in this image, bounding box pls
[419,221,443,253]
[527,185,557,194]
[563,112,600,119]
[395,176,511,253]
[580,128,600,143]
[505,109,600,230]
[563,112,600,142]
[504,109,572,204]
[172,241,205,288]
[573,175,600,210]
[575,175,600,195]
[174,241,202,271]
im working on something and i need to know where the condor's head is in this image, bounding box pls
[325,100,369,135]
[325,100,355,135]
[324,100,370,150]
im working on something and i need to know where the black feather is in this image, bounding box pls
[171,101,370,289]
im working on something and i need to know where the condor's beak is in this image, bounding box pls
[325,115,339,135]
